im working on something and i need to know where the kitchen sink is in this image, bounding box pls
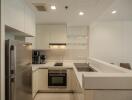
[74,63,97,72]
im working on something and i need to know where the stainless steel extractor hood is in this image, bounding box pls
[49,43,66,49]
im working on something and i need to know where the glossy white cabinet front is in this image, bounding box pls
[32,70,38,98]
[5,0,36,36]
[36,24,67,49]
[5,0,25,32]
[25,3,36,36]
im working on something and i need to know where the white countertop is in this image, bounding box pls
[32,60,132,90]
[32,61,73,70]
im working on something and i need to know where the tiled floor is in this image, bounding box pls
[34,93,74,100]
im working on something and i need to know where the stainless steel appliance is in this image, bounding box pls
[5,40,32,100]
[40,55,46,64]
[32,51,46,64]
[48,70,67,88]
[32,51,40,64]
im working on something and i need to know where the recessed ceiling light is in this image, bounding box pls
[79,12,84,16]
[112,10,117,14]
[51,5,56,10]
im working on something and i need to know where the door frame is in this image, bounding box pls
[0,0,5,100]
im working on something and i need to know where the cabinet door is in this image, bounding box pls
[32,70,38,93]
[50,25,67,43]
[32,70,39,98]
[36,25,67,49]
[36,25,50,49]
[72,70,82,92]
[25,4,36,36]
[38,69,48,90]
[32,71,35,93]
[5,0,25,32]
[73,93,84,100]
[67,69,73,90]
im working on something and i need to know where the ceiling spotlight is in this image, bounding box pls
[112,10,117,14]
[79,12,84,16]
[51,5,56,10]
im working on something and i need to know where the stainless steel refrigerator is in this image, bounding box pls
[5,40,32,100]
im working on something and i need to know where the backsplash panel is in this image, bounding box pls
[39,49,88,61]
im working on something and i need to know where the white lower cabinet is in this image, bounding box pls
[32,68,132,100]
[71,69,84,100]
[32,70,38,98]
[32,68,84,100]
[37,68,73,92]
[67,69,73,91]
[72,70,82,92]
[37,69,48,90]
[73,93,84,100]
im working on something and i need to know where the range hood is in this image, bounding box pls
[49,43,66,49]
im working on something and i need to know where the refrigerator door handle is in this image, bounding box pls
[10,45,16,74]
[10,45,16,100]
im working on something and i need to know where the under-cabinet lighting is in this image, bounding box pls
[51,5,56,10]
[79,11,84,16]
[60,45,66,49]
[49,43,66,49]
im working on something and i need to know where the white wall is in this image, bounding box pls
[89,21,132,67]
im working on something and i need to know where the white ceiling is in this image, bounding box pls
[98,0,132,21]
[26,0,132,26]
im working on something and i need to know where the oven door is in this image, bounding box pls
[48,73,67,88]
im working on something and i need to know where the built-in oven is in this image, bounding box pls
[48,70,67,88]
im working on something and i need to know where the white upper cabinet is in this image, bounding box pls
[5,0,25,32]
[36,25,50,49]
[49,25,67,43]
[5,0,36,36]
[36,24,67,49]
[25,4,36,36]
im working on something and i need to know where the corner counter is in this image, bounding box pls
[32,59,132,90]
[32,59,132,100]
